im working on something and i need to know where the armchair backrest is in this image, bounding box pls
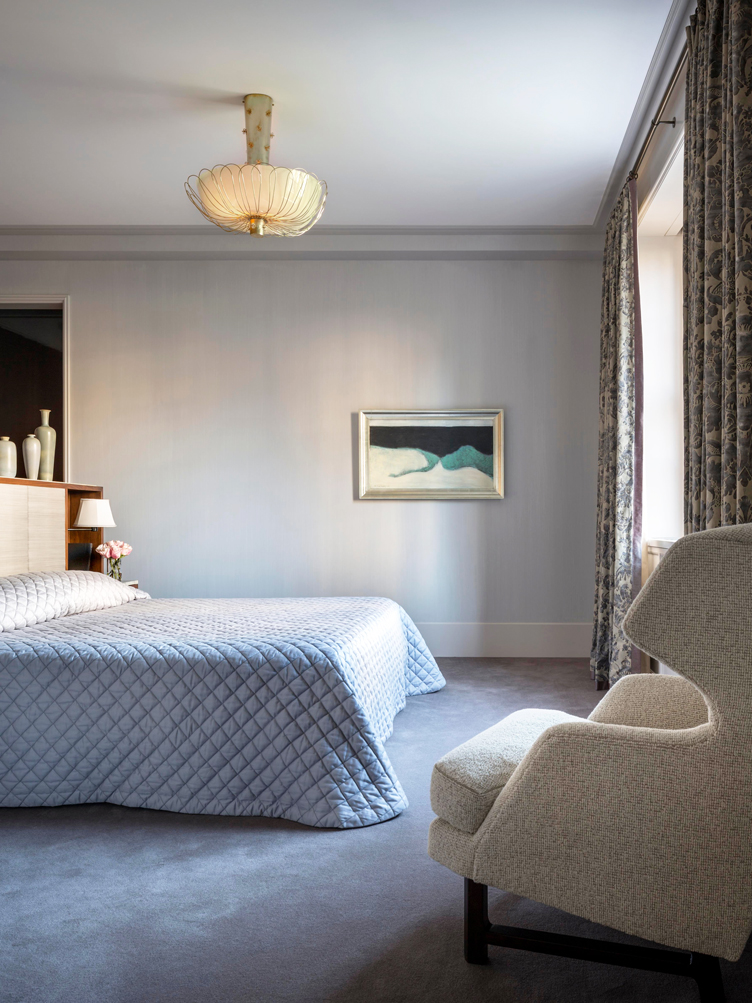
[464,525,752,962]
[624,524,752,736]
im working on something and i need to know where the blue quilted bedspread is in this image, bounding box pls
[0,596,444,828]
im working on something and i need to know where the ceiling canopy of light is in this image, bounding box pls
[185,94,327,238]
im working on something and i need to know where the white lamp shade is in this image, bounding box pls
[74,498,116,528]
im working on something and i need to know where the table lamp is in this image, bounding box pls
[74,499,116,530]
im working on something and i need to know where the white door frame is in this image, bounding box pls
[0,294,71,482]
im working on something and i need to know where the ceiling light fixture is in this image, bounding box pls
[185,94,327,238]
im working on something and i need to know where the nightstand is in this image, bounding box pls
[123,580,139,589]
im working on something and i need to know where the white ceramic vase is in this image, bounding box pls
[23,434,41,480]
[0,437,17,477]
[35,409,56,481]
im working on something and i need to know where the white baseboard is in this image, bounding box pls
[415,622,592,658]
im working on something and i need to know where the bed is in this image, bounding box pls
[0,571,444,828]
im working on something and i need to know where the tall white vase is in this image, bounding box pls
[0,437,16,477]
[23,434,41,480]
[35,409,56,481]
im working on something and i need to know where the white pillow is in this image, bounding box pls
[0,570,150,632]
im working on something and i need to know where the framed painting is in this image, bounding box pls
[358,409,504,500]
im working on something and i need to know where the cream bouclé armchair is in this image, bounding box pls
[428,524,752,1001]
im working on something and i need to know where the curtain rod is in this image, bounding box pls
[628,42,688,181]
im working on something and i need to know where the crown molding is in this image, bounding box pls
[0,250,602,262]
[0,224,600,237]
[593,0,693,229]
[0,223,605,261]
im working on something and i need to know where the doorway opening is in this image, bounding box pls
[0,300,68,482]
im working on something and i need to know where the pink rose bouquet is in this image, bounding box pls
[95,540,133,580]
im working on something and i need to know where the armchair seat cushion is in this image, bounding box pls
[430,708,585,833]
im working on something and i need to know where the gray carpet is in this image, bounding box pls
[1,658,749,1003]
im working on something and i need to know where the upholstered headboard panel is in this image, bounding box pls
[0,482,66,577]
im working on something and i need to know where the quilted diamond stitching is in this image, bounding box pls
[0,595,445,828]
[0,570,149,632]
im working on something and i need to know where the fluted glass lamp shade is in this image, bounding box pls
[74,499,116,528]
[185,93,327,238]
[186,164,327,237]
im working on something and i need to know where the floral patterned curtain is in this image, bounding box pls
[684,0,752,531]
[591,180,643,690]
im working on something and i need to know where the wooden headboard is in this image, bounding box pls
[0,478,104,577]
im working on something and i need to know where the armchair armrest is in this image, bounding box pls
[471,717,745,959]
[430,708,585,834]
[588,674,708,729]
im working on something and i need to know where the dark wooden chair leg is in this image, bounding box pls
[464,878,489,964]
[460,880,727,1001]
[690,954,725,1003]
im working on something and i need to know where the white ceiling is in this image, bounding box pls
[0,0,675,227]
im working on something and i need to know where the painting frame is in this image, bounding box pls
[358,409,504,500]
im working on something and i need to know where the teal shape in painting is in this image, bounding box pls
[440,445,493,478]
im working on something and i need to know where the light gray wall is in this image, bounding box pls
[0,256,601,634]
